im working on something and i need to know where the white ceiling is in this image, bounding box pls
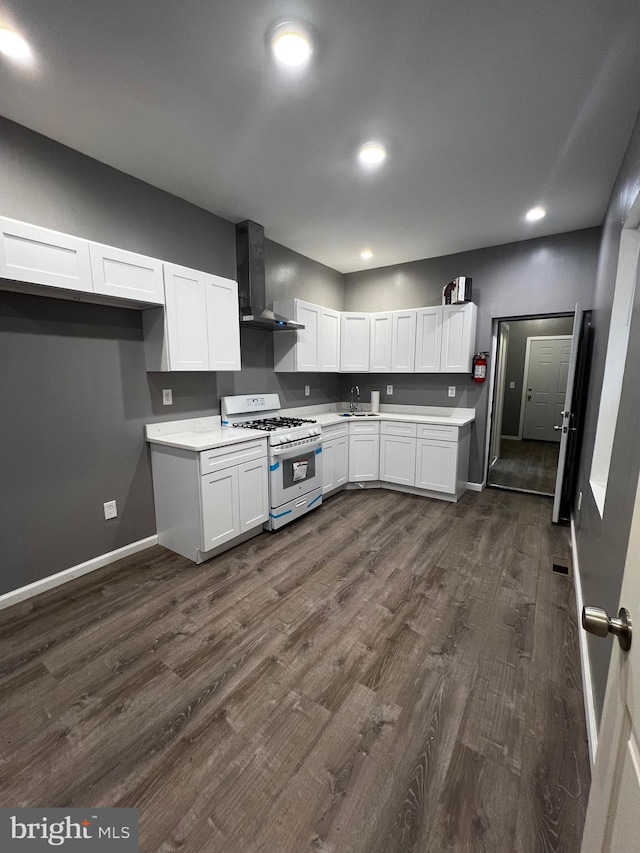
[1,0,640,273]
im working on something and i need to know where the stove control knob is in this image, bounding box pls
[287,433,293,442]
[279,435,287,444]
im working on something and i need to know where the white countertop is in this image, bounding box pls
[146,416,267,452]
[145,406,475,452]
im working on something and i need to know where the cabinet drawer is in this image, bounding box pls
[416,423,459,442]
[199,440,266,475]
[323,423,348,440]
[381,420,417,437]
[349,421,380,435]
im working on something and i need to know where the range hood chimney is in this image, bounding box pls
[236,220,304,331]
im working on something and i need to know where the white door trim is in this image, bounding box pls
[518,335,573,440]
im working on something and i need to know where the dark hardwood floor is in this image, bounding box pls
[489,439,560,494]
[0,488,590,852]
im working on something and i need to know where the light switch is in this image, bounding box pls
[509,381,515,389]
[304,385,310,397]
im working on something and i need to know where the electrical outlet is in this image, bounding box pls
[103,500,117,520]
[162,389,173,405]
[448,386,456,397]
[386,384,393,395]
[304,385,310,397]
[578,490,583,511]
[509,381,516,389]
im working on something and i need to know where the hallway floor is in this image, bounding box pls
[489,439,561,494]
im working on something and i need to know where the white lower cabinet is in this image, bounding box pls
[150,439,268,563]
[322,424,349,494]
[415,439,457,493]
[380,421,417,485]
[349,422,380,481]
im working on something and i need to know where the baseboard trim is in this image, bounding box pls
[0,535,158,612]
[466,482,484,492]
[570,516,598,767]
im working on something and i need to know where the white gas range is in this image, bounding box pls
[221,394,323,530]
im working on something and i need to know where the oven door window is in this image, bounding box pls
[281,450,316,489]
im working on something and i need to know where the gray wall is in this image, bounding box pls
[500,316,574,437]
[574,107,640,721]
[265,239,343,311]
[344,228,601,482]
[0,117,341,596]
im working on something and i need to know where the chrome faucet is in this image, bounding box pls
[349,384,360,413]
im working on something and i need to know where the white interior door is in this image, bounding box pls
[581,467,640,851]
[552,305,583,523]
[522,336,572,441]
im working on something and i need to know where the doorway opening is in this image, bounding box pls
[488,315,574,496]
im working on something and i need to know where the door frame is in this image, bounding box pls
[518,334,573,440]
[483,312,575,490]
[490,322,510,465]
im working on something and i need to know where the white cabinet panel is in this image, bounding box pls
[205,274,241,371]
[370,313,393,372]
[200,466,240,550]
[349,434,380,481]
[238,457,269,530]
[391,310,416,372]
[323,436,349,494]
[320,307,340,372]
[163,263,210,370]
[415,439,457,493]
[415,306,443,372]
[89,242,164,304]
[380,434,416,486]
[296,301,320,371]
[442,303,477,373]
[340,313,370,372]
[0,216,92,292]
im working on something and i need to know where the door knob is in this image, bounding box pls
[553,425,562,430]
[582,606,632,651]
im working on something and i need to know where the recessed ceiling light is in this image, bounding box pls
[360,249,374,260]
[526,206,546,222]
[271,23,312,67]
[358,142,387,167]
[0,28,32,63]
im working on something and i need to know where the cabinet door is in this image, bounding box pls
[415,439,457,493]
[163,263,210,370]
[319,307,341,372]
[391,310,417,372]
[334,436,349,488]
[442,303,477,373]
[340,313,370,372]
[380,435,416,486]
[415,306,443,372]
[370,313,393,372]
[238,457,268,530]
[0,216,92,292]
[200,466,240,550]
[322,440,336,494]
[89,242,164,304]
[296,301,321,371]
[205,274,241,371]
[349,434,380,481]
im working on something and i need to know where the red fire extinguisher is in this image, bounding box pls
[472,352,488,383]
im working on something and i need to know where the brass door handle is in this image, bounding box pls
[582,606,632,651]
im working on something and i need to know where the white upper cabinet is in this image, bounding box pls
[340,313,370,372]
[441,303,477,373]
[0,216,92,293]
[89,242,164,304]
[273,299,340,372]
[390,309,416,372]
[205,274,241,371]
[370,312,393,372]
[415,306,443,372]
[319,306,341,372]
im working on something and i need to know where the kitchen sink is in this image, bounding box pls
[340,412,380,417]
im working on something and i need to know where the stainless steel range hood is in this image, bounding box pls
[236,220,304,331]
